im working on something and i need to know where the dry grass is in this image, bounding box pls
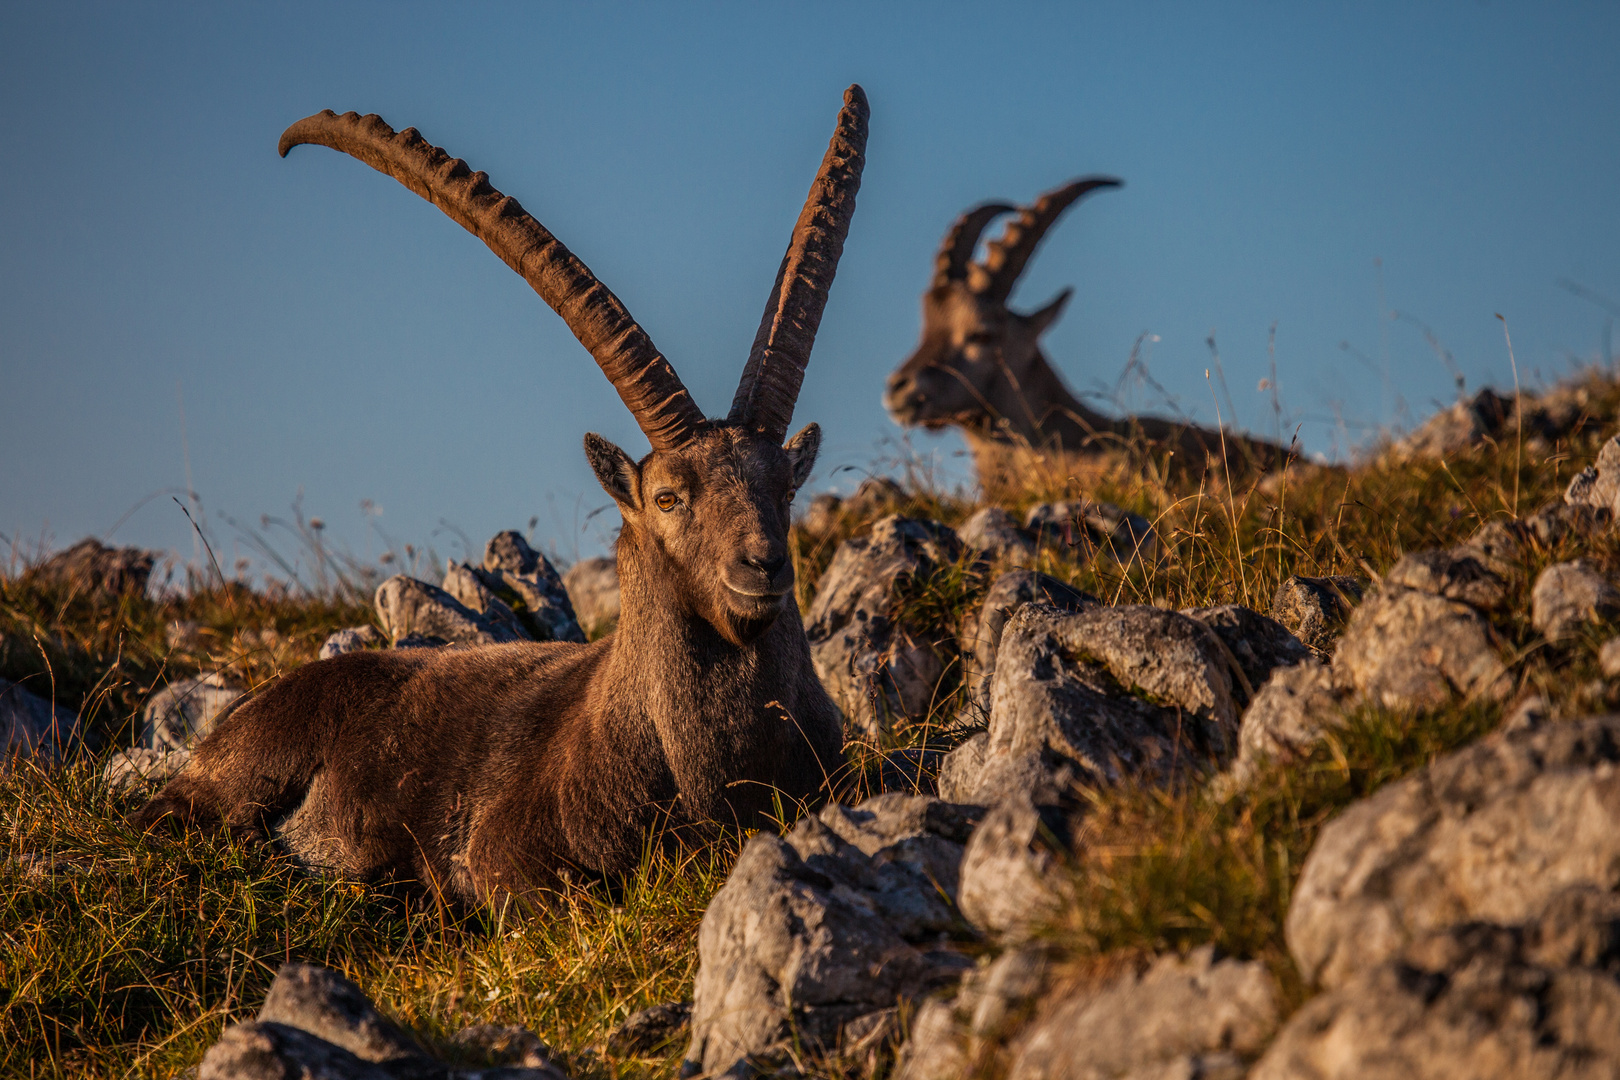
[5,367,1620,1077]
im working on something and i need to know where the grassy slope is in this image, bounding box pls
[5,370,1620,1078]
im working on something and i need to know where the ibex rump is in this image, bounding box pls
[134,88,868,904]
[884,179,1288,495]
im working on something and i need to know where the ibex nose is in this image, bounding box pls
[747,552,788,579]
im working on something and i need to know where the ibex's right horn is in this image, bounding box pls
[279,111,709,451]
[970,176,1122,303]
[932,202,1014,289]
[729,85,869,444]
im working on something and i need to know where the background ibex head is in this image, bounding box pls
[884,177,1120,439]
[280,87,867,645]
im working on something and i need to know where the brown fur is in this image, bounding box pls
[134,427,843,903]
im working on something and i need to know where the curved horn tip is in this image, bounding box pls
[843,84,869,113]
[277,109,343,158]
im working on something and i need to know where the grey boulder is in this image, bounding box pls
[373,575,523,647]
[1384,546,1508,611]
[480,531,585,644]
[1533,559,1620,642]
[1287,715,1620,990]
[955,792,1079,937]
[1331,585,1509,711]
[963,569,1096,712]
[805,516,967,737]
[102,747,190,795]
[1224,658,1347,788]
[957,507,1039,566]
[943,602,1239,806]
[683,794,982,1078]
[1269,575,1363,655]
[319,625,384,660]
[1182,603,1312,704]
[562,556,619,639]
[0,677,79,767]
[140,672,244,752]
[1565,432,1620,516]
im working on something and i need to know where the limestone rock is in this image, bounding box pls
[1004,947,1279,1080]
[1183,603,1312,704]
[683,794,982,1077]
[34,537,157,598]
[103,747,189,795]
[447,1024,556,1070]
[1384,547,1507,611]
[806,516,967,737]
[607,1002,690,1058]
[957,507,1039,565]
[1523,500,1612,549]
[197,963,565,1080]
[1269,575,1363,655]
[141,672,244,752]
[894,946,1051,1080]
[964,570,1096,711]
[937,732,990,804]
[1256,887,1620,1080]
[1331,585,1509,710]
[1287,715,1620,990]
[480,531,584,644]
[1226,659,1347,785]
[1383,387,1513,463]
[1565,432,1620,516]
[951,603,1238,805]
[1601,637,1620,678]
[443,560,532,642]
[956,792,1078,936]
[1533,559,1620,642]
[373,575,523,647]
[1025,500,1159,564]
[562,557,619,639]
[0,677,79,766]
[319,625,384,660]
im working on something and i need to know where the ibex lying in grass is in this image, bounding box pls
[134,88,867,903]
[884,180,1288,495]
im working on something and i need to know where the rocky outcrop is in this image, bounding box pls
[683,794,982,1078]
[941,602,1239,806]
[1269,575,1362,655]
[1532,559,1620,642]
[898,945,1278,1080]
[1025,501,1159,564]
[805,516,968,737]
[140,672,244,752]
[34,537,158,598]
[1256,886,1620,1079]
[962,570,1096,711]
[562,556,619,639]
[0,676,79,767]
[198,963,565,1079]
[373,575,524,647]
[479,531,584,644]
[1287,715,1620,990]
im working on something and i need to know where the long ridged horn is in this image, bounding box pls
[932,202,1015,288]
[279,111,709,451]
[969,176,1122,303]
[728,85,869,442]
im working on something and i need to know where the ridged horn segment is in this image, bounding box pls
[278,110,709,450]
[932,202,1015,288]
[970,176,1122,303]
[729,85,869,443]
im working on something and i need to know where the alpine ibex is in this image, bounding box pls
[134,87,868,904]
[884,179,1287,494]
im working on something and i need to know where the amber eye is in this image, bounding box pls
[655,492,679,512]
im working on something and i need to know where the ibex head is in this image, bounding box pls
[281,88,867,645]
[884,178,1120,437]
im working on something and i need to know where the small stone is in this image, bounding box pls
[1532,559,1620,642]
[956,792,1078,936]
[448,1023,556,1069]
[141,673,243,751]
[1025,500,1158,563]
[480,532,584,644]
[562,556,620,638]
[1223,659,1346,788]
[964,570,1095,710]
[318,625,384,660]
[103,747,190,794]
[606,1002,691,1058]
[1182,603,1312,703]
[1565,432,1620,515]
[1331,586,1509,710]
[957,507,1038,565]
[1601,637,1620,678]
[1384,547,1507,610]
[1269,575,1363,655]
[801,492,844,534]
[374,575,523,647]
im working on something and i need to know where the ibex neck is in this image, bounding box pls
[970,346,1118,451]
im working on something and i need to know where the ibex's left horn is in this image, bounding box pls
[971,176,1121,303]
[932,202,1014,289]
[729,85,869,443]
[279,111,709,451]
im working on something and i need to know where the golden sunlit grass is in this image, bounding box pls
[5,367,1620,1077]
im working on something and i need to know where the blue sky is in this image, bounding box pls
[3,2,1618,575]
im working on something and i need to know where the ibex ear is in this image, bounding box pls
[584,433,640,508]
[784,423,822,491]
[1026,287,1073,337]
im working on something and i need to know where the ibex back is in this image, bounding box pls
[133,88,869,905]
[884,179,1288,495]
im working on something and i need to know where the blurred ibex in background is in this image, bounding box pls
[136,87,868,904]
[885,179,1288,495]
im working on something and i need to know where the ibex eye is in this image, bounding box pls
[655,492,679,512]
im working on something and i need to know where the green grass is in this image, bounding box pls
[6,367,1620,1077]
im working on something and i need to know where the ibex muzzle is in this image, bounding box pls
[134,88,868,904]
